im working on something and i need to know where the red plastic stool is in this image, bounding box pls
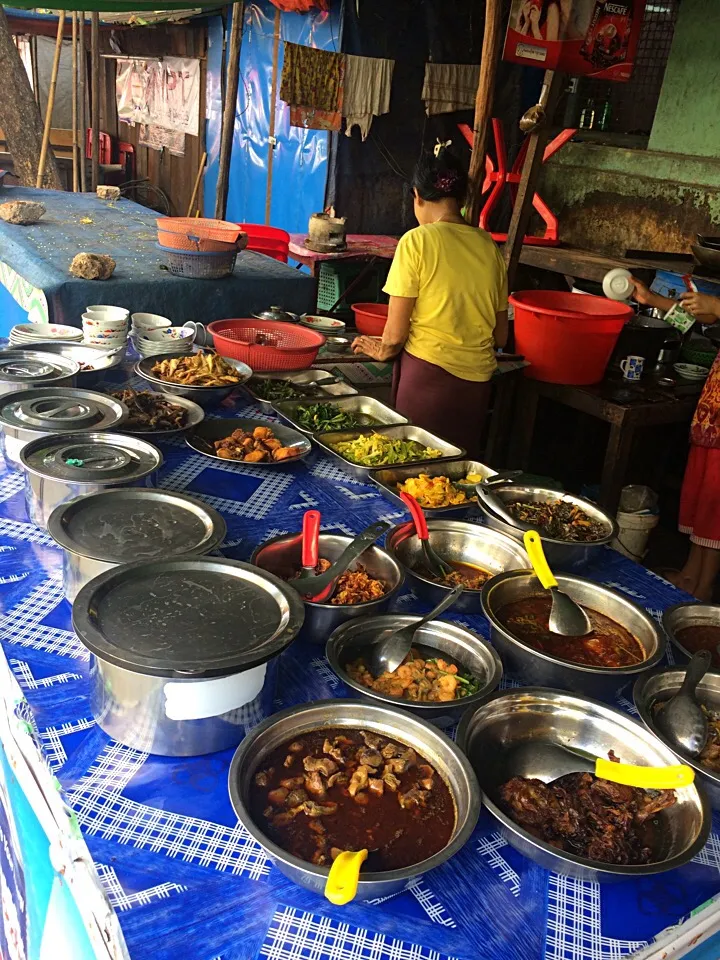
[238,224,290,263]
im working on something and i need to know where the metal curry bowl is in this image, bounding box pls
[475,484,617,571]
[326,613,502,726]
[135,353,252,409]
[662,602,720,664]
[251,532,403,644]
[634,668,720,810]
[481,572,664,699]
[228,699,481,901]
[456,687,710,882]
[385,519,528,613]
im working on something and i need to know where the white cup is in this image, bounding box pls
[85,305,129,323]
[181,321,208,346]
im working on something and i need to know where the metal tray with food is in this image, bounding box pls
[315,424,464,480]
[186,417,311,466]
[272,395,408,435]
[370,459,497,516]
[242,370,357,412]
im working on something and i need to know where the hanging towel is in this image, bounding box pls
[421,63,479,116]
[280,42,344,130]
[342,55,394,141]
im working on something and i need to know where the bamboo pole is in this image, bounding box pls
[465,0,503,226]
[264,8,281,226]
[90,11,100,191]
[214,2,244,220]
[36,11,66,188]
[187,151,207,217]
[71,12,79,192]
[30,35,39,104]
[79,12,87,192]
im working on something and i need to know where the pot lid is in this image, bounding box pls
[20,432,162,484]
[72,557,305,678]
[48,489,226,563]
[0,388,127,435]
[252,305,298,322]
[0,351,79,383]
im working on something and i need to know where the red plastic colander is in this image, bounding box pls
[207,319,325,371]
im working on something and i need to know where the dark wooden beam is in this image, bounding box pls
[90,11,99,191]
[215,2,244,220]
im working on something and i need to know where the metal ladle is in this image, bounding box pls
[476,483,532,531]
[523,530,591,637]
[655,650,711,757]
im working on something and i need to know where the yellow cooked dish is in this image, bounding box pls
[398,475,469,508]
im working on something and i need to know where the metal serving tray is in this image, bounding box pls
[272,395,408,435]
[242,370,357,412]
[370,459,497,517]
[315,424,464,480]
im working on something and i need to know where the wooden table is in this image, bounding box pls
[288,234,398,279]
[507,377,700,513]
[516,244,693,284]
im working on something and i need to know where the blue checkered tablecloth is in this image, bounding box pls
[1,375,719,960]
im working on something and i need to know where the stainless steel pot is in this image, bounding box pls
[457,687,710,882]
[481,571,664,698]
[0,350,79,398]
[385,519,528,613]
[20,432,162,529]
[326,613,502,725]
[0,387,127,469]
[228,699,481,900]
[475,484,617,571]
[4,340,125,387]
[73,557,305,757]
[634,668,720,810]
[252,532,403,643]
[662,602,720,664]
[48,488,226,603]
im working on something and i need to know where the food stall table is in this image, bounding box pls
[508,377,700,514]
[0,187,316,336]
[0,377,719,960]
[288,234,399,279]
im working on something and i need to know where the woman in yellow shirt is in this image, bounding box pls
[352,147,508,458]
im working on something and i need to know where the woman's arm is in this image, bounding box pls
[351,295,414,362]
[541,4,558,40]
[494,310,509,349]
[632,278,674,313]
[680,292,720,325]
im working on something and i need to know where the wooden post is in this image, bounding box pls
[504,70,564,291]
[90,11,100,192]
[30,36,39,104]
[214,3,245,220]
[36,11,66,189]
[465,0,503,227]
[187,151,207,217]
[71,12,79,192]
[79,12,87,192]
[264,8,281,225]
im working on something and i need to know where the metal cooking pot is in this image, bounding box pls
[457,687,710,882]
[72,557,305,757]
[48,488,226,603]
[228,699,481,900]
[4,340,125,388]
[662,602,720,665]
[0,350,79,398]
[252,305,299,323]
[20,431,162,529]
[475,484,616,571]
[481,571,663,699]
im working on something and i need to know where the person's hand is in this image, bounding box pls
[630,277,654,305]
[528,4,540,25]
[352,335,381,359]
[680,291,720,321]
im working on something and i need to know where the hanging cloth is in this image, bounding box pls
[280,42,344,131]
[421,63,479,116]
[342,55,395,141]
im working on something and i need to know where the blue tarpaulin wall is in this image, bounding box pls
[204,1,341,232]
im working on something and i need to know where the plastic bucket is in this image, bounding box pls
[612,511,659,561]
[510,291,632,385]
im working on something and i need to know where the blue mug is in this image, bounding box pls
[620,355,644,381]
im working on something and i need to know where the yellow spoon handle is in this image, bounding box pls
[523,530,557,590]
[324,849,368,905]
[595,758,695,790]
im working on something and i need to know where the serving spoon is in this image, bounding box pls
[399,491,453,578]
[476,482,532,530]
[655,650,711,757]
[324,849,368,905]
[369,583,464,678]
[523,530,591,636]
[288,520,390,599]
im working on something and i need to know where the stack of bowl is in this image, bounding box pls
[133,317,195,359]
[9,323,83,347]
[82,306,129,350]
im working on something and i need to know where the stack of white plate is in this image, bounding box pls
[134,326,196,358]
[9,323,83,347]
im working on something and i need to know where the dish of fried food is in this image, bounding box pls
[214,425,302,463]
[292,558,387,605]
[398,475,469,509]
[151,351,241,387]
[112,389,187,432]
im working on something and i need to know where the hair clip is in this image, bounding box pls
[433,139,452,158]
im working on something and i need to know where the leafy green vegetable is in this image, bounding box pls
[296,402,376,433]
[249,377,302,402]
[331,432,443,467]
[426,659,481,698]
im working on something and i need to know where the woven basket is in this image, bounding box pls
[158,244,237,280]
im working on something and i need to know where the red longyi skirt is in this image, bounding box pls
[679,444,720,549]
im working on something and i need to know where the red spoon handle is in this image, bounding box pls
[302,510,321,569]
[399,491,429,541]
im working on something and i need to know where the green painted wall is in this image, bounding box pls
[649,0,720,158]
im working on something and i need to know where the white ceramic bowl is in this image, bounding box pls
[300,314,346,334]
[85,306,129,323]
[674,362,710,380]
[131,312,171,327]
[142,327,195,344]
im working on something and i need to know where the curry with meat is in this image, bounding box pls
[654,701,720,773]
[112,389,187,432]
[249,728,455,870]
[674,623,720,668]
[291,558,387,605]
[437,561,492,591]
[347,649,481,702]
[497,595,645,667]
[500,770,676,865]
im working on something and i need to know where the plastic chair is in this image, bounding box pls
[237,224,290,263]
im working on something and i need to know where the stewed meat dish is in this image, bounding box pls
[249,728,455,870]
